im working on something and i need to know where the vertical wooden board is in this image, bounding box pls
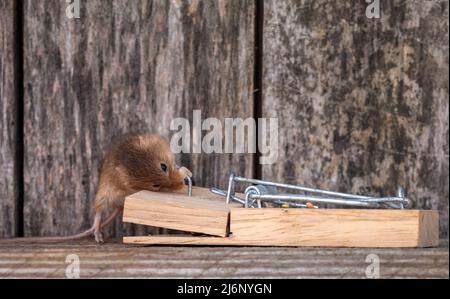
[419,210,439,247]
[0,0,18,238]
[23,1,254,237]
[262,1,449,238]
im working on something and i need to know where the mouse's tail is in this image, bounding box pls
[0,209,123,244]
[0,227,95,244]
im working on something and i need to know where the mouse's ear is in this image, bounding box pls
[137,135,146,146]
[137,134,156,148]
[114,165,131,182]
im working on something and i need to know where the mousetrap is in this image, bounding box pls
[123,174,439,248]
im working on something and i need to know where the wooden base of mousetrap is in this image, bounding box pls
[122,188,439,248]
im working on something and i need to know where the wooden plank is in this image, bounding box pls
[230,208,439,247]
[123,189,232,237]
[0,0,18,238]
[262,0,449,240]
[419,210,440,247]
[124,236,237,246]
[23,0,254,237]
[0,240,448,278]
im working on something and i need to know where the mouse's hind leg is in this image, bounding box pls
[93,179,127,243]
[93,211,104,243]
[92,208,122,243]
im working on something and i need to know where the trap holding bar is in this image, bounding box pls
[214,173,410,209]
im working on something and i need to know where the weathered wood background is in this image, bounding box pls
[262,0,449,240]
[0,0,19,238]
[0,0,448,239]
[22,0,254,237]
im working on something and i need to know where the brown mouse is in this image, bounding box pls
[0,133,191,243]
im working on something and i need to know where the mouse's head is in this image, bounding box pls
[116,134,186,192]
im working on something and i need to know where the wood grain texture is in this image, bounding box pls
[229,208,438,247]
[23,0,254,237]
[0,0,18,238]
[419,209,440,247]
[124,235,234,245]
[125,209,439,248]
[262,0,449,239]
[123,189,231,236]
[0,240,448,278]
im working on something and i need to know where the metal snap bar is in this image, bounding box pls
[215,173,410,209]
[178,166,193,197]
[185,176,192,197]
[210,187,245,205]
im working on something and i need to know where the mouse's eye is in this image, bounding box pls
[160,163,168,173]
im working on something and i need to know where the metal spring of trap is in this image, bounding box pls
[210,173,410,209]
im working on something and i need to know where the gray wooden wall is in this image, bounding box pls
[0,0,19,238]
[262,0,449,240]
[0,0,448,239]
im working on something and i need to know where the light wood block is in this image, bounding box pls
[230,208,439,247]
[124,209,439,248]
[124,236,238,246]
[123,188,235,237]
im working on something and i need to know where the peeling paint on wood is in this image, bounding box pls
[23,1,254,237]
[262,0,449,238]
